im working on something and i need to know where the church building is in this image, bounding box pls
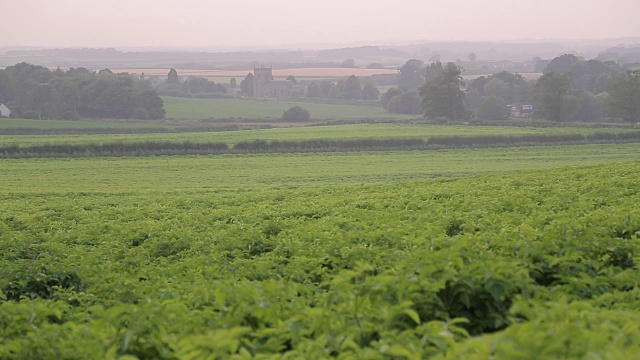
[253,66,303,99]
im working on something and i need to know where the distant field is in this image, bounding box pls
[2,143,639,192]
[0,118,171,129]
[1,123,636,148]
[163,96,412,120]
[115,67,398,78]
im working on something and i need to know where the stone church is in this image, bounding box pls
[253,66,303,99]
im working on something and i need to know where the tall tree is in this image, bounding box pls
[424,61,444,83]
[344,75,362,100]
[306,82,321,98]
[0,70,15,103]
[167,68,179,85]
[533,72,576,121]
[381,88,403,109]
[285,75,298,84]
[240,73,254,96]
[477,96,511,120]
[607,69,640,122]
[361,82,380,100]
[398,59,425,91]
[419,62,469,120]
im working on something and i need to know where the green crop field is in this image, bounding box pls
[1,143,639,192]
[1,123,635,148]
[162,96,415,120]
[2,118,640,358]
[1,148,640,357]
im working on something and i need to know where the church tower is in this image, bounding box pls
[253,66,273,97]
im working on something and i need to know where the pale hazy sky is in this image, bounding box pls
[2,0,639,48]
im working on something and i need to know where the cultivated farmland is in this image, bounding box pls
[1,156,640,358]
[2,118,640,358]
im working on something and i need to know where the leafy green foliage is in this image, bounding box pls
[281,105,310,121]
[419,63,470,120]
[1,63,165,120]
[1,154,640,358]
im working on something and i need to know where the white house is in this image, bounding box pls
[0,104,10,118]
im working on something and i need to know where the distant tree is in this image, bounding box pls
[240,73,254,96]
[484,78,510,100]
[607,69,640,121]
[133,107,150,120]
[366,62,385,69]
[328,80,345,99]
[282,106,310,121]
[341,59,356,68]
[2,63,165,120]
[534,72,576,121]
[136,89,165,119]
[361,82,380,100]
[543,54,581,74]
[30,83,55,119]
[543,55,620,93]
[424,61,444,83]
[98,68,113,75]
[182,77,225,94]
[319,81,334,98]
[398,59,426,91]
[477,96,511,120]
[286,75,298,84]
[468,52,477,62]
[419,62,469,120]
[387,91,422,115]
[429,54,441,63]
[0,70,15,103]
[167,68,179,85]
[572,90,605,122]
[469,76,489,96]
[344,75,362,100]
[306,82,322,98]
[230,78,237,89]
[381,88,403,109]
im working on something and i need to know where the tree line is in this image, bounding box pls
[383,55,640,122]
[0,63,165,120]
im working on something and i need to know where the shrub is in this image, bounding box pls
[281,106,311,121]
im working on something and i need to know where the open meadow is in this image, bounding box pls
[162,96,413,120]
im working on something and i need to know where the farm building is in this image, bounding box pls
[511,103,533,118]
[253,66,304,99]
[0,104,11,118]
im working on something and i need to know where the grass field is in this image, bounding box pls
[163,96,413,120]
[2,143,639,192]
[1,123,635,147]
[0,118,172,129]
